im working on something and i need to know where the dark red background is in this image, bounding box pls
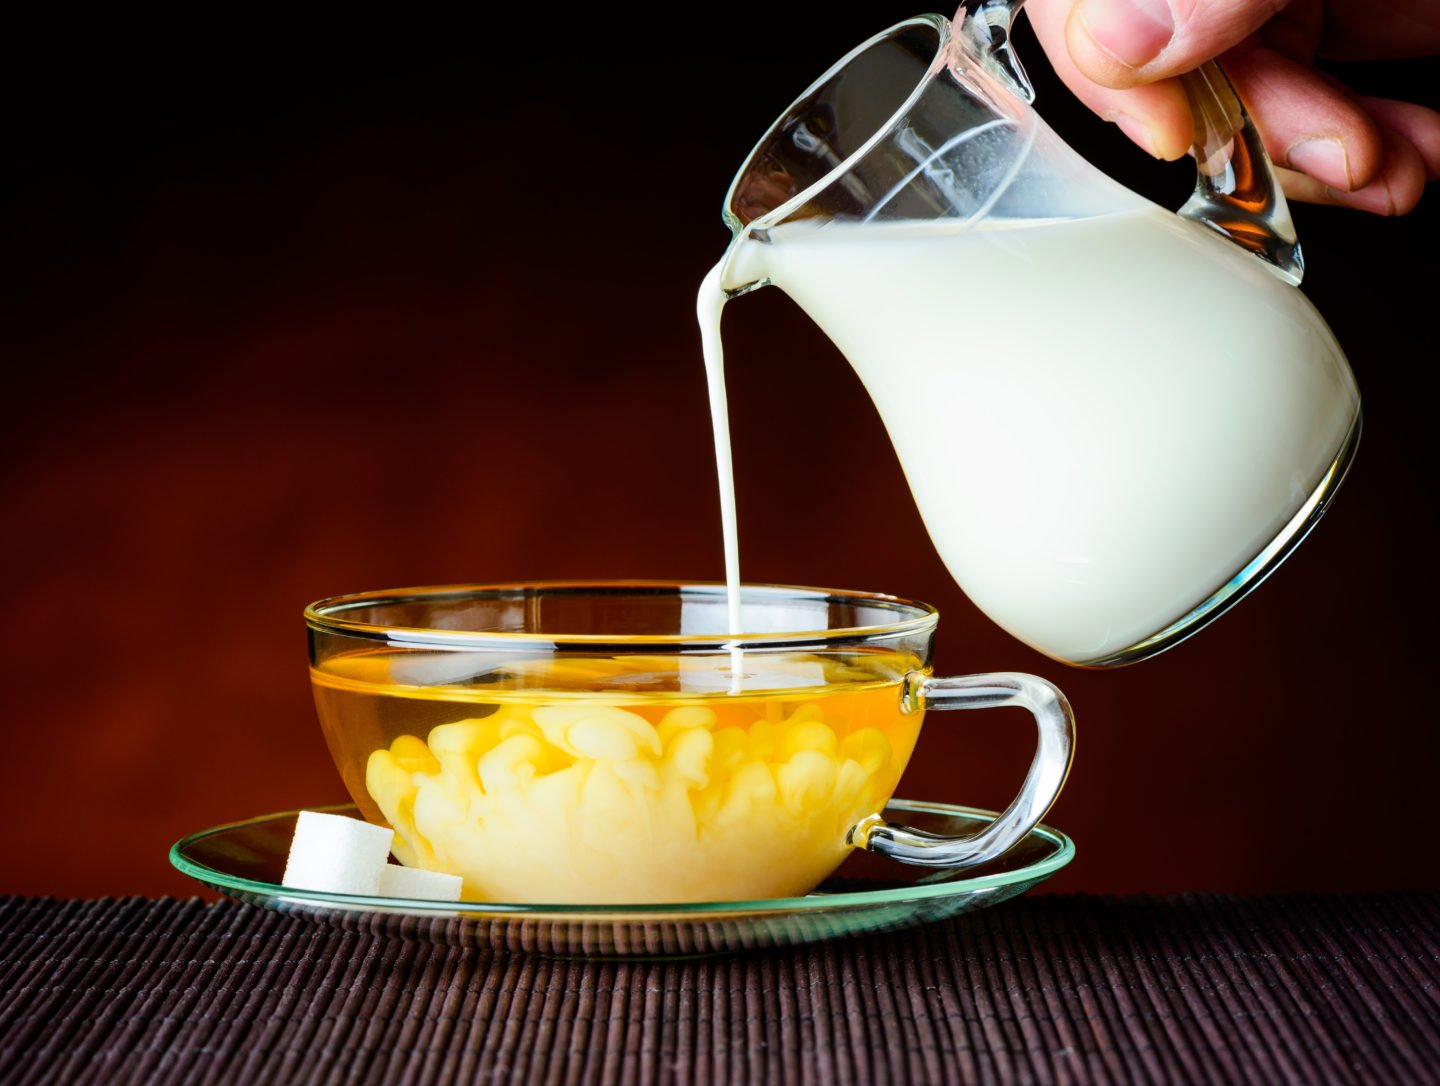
[3,7,1436,899]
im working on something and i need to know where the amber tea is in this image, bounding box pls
[312,649,925,904]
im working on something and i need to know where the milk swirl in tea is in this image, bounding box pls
[316,648,922,903]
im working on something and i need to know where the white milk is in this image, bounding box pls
[696,263,745,684]
[697,263,743,639]
[701,204,1358,663]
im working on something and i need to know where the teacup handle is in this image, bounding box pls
[847,672,1074,867]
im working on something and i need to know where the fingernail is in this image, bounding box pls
[1077,0,1175,69]
[1326,183,1396,216]
[1288,139,1353,190]
[1111,112,1160,157]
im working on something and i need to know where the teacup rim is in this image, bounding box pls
[304,580,939,649]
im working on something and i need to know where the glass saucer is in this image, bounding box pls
[170,800,1074,959]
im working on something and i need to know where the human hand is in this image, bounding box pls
[1024,0,1440,214]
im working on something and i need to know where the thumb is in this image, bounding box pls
[1064,0,1290,88]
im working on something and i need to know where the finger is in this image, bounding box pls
[1276,128,1428,215]
[1220,43,1383,190]
[1360,96,1440,180]
[1063,0,1291,88]
[1027,0,1196,159]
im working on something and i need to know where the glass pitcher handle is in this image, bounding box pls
[847,672,1075,867]
[958,3,1303,283]
[1178,61,1304,284]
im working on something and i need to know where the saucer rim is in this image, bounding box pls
[169,798,1075,916]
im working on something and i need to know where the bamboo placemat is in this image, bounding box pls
[2,893,1437,1085]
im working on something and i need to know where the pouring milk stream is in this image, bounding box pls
[698,4,1360,668]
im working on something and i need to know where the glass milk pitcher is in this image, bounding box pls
[716,2,1360,668]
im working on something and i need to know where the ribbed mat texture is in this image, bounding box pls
[2,894,1436,1085]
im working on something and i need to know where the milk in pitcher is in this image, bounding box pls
[700,204,1358,664]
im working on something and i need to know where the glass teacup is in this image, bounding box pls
[306,582,1074,904]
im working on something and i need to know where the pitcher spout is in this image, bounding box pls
[714,229,776,298]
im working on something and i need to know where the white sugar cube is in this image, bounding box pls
[378,863,464,902]
[282,810,394,895]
